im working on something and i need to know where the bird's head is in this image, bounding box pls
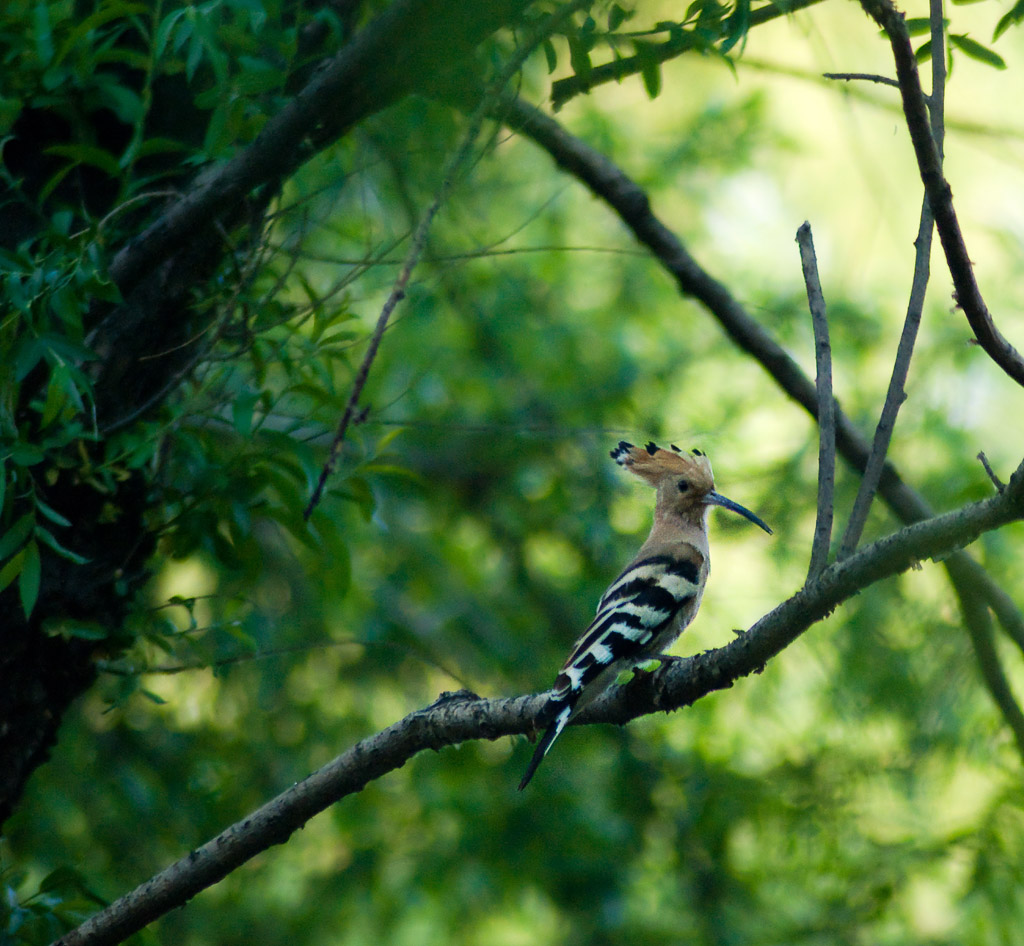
[610,440,772,533]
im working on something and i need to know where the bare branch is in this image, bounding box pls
[985,576,1024,654]
[839,198,933,557]
[839,0,945,558]
[927,0,946,160]
[52,460,1024,946]
[303,0,589,518]
[796,222,835,580]
[947,556,1024,759]
[858,0,1024,387]
[978,452,1006,493]
[823,71,900,88]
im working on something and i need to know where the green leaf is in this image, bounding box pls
[721,0,751,53]
[39,369,71,429]
[44,619,110,640]
[231,390,260,435]
[43,144,122,177]
[33,496,72,528]
[50,282,83,325]
[360,463,424,485]
[634,40,662,99]
[994,0,1024,38]
[33,1,55,66]
[52,2,147,67]
[542,37,557,73]
[235,56,285,95]
[0,513,36,561]
[372,426,405,456]
[949,33,1006,68]
[904,17,935,36]
[566,32,592,84]
[335,474,375,521]
[608,3,630,31]
[97,80,144,126]
[20,539,41,617]
[153,7,187,59]
[8,443,47,467]
[914,39,933,63]
[14,337,44,382]
[0,549,25,595]
[35,526,89,565]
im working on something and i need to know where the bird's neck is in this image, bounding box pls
[648,505,710,554]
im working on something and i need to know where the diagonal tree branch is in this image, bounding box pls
[796,222,835,580]
[839,195,933,557]
[857,0,1024,387]
[52,456,1024,946]
[946,555,1024,757]
[838,0,946,558]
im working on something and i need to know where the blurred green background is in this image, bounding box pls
[4,0,1024,943]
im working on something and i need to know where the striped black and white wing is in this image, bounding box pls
[518,546,705,790]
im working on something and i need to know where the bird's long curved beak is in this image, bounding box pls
[706,491,772,534]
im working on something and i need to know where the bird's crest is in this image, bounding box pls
[610,440,714,490]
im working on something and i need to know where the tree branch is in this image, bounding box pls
[796,222,835,580]
[946,555,1024,757]
[839,196,933,558]
[823,71,900,88]
[839,0,946,557]
[52,458,1024,946]
[857,0,1024,387]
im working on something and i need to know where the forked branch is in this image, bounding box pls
[858,0,1024,387]
[839,0,945,557]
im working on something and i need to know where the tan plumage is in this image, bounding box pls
[518,441,771,790]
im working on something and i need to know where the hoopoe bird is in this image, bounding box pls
[518,441,771,790]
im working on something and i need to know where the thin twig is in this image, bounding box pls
[859,0,1024,388]
[838,0,946,558]
[302,0,589,519]
[838,200,933,557]
[947,556,1024,759]
[796,222,835,580]
[927,0,946,164]
[978,452,1006,493]
[823,71,900,88]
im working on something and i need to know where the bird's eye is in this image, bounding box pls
[677,480,690,493]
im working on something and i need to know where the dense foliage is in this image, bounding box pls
[2,0,1024,944]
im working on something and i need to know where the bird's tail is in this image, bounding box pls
[518,701,573,790]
